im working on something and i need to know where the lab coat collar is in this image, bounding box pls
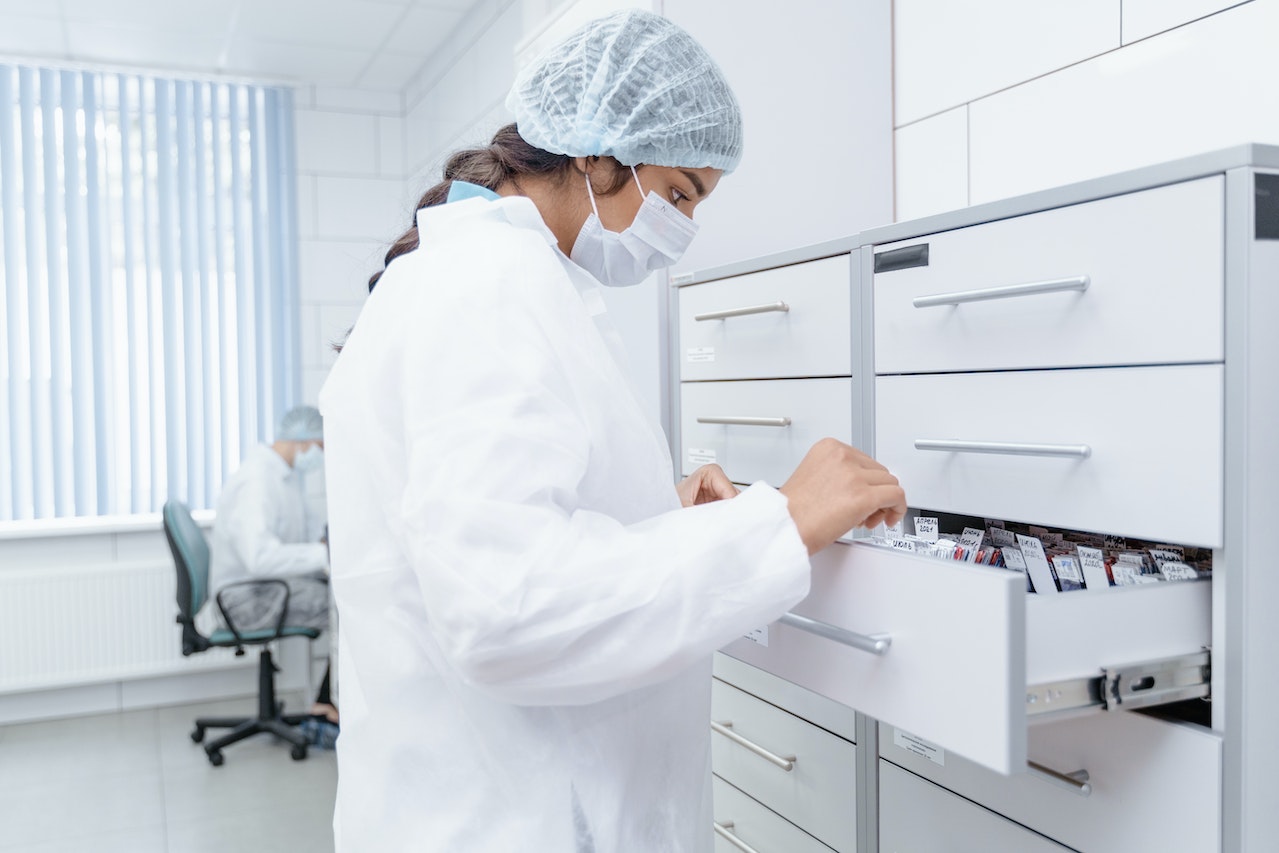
[414,193,560,252]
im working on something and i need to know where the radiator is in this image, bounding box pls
[0,560,245,693]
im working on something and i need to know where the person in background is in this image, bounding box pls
[209,404,338,725]
[320,10,905,851]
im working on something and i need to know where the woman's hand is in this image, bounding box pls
[779,438,907,555]
[676,464,740,508]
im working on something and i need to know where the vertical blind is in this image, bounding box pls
[0,65,299,521]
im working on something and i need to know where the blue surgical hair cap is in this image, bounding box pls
[277,405,323,442]
[506,9,744,172]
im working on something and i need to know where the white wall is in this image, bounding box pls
[293,85,415,406]
[894,0,1273,220]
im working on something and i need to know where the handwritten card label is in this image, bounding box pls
[914,516,939,542]
[1076,546,1111,592]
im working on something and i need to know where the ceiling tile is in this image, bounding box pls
[382,5,465,54]
[235,0,405,51]
[64,23,225,70]
[0,15,66,56]
[356,50,425,91]
[61,0,238,33]
[222,38,372,86]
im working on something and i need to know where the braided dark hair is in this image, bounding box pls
[365,123,632,292]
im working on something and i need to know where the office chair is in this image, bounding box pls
[163,499,320,766]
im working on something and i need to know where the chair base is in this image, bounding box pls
[190,646,310,766]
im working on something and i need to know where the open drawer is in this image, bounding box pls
[719,541,1210,775]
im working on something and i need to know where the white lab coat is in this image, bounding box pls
[319,195,811,852]
[208,444,329,598]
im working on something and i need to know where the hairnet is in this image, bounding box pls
[506,9,743,172]
[277,405,323,442]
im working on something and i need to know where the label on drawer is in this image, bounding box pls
[743,625,769,646]
[686,347,716,363]
[914,516,939,541]
[893,729,945,766]
[686,447,717,465]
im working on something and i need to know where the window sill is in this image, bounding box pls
[0,510,215,541]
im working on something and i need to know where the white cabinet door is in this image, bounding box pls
[680,379,854,483]
[711,680,857,853]
[874,364,1224,547]
[712,776,837,853]
[873,176,1224,374]
[880,711,1223,853]
[879,762,1073,853]
[719,541,1210,776]
[678,255,852,381]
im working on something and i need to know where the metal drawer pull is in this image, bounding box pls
[697,416,792,427]
[915,439,1092,459]
[710,721,795,771]
[695,301,789,321]
[778,611,891,656]
[913,274,1090,308]
[1028,761,1092,797]
[714,821,764,853]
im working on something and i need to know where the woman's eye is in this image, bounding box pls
[671,188,687,204]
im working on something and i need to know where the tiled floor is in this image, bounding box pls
[0,693,337,853]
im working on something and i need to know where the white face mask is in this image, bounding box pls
[569,166,700,287]
[293,443,324,475]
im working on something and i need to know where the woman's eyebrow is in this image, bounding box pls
[679,169,706,198]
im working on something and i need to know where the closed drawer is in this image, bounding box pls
[711,679,857,853]
[875,363,1224,547]
[720,541,1210,776]
[880,711,1222,853]
[712,776,837,853]
[680,378,854,483]
[679,255,852,381]
[879,761,1072,853]
[873,176,1224,374]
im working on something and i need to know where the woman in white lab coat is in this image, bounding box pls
[319,10,905,852]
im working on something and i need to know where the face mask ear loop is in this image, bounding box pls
[584,170,602,218]
[630,165,646,200]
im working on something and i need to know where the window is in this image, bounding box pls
[0,65,300,521]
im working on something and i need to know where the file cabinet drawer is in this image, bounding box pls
[874,363,1224,548]
[721,541,1210,776]
[680,378,854,484]
[880,711,1222,853]
[711,679,857,853]
[873,176,1223,374]
[679,255,852,381]
[712,776,837,853]
[879,761,1072,853]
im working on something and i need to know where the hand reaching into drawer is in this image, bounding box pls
[779,438,907,555]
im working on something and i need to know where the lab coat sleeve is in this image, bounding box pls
[388,243,811,707]
[221,478,329,579]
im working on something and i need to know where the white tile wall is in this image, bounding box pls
[378,115,407,178]
[967,0,1278,204]
[295,109,380,176]
[313,86,402,115]
[894,106,969,221]
[0,15,66,55]
[1122,0,1250,44]
[299,240,383,305]
[314,175,410,243]
[894,0,1118,126]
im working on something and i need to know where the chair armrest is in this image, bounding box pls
[214,578,292,648]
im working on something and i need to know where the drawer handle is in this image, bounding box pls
[713,821,764,853]
[778,611,891,655]
[695,301,790,321]
[912,275,1090,308]
[698,416,792,427]
[915,439,1092,460]
[711,721,796,771]
[1028,760,1092,797]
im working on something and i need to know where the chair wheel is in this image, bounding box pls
[207,749,224,767]
[291,744,308,761]
[190,726,205,743]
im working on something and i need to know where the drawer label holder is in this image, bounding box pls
[1026,650,1210,717]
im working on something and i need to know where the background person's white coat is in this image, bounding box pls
[319,195,812,851]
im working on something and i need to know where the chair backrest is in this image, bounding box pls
[162,499,211,655]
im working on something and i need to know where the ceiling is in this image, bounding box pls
[0,0,485,92]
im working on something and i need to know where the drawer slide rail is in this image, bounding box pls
[1026,650,1210,717]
